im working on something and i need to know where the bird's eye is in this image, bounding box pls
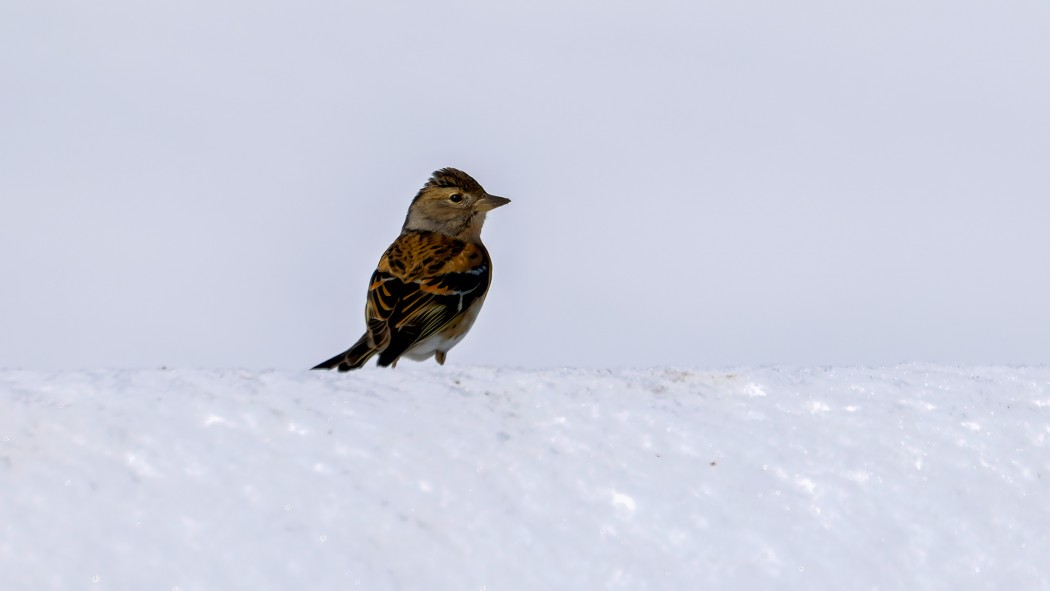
[449,194,463,203]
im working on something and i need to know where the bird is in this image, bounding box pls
[312,167,510,372]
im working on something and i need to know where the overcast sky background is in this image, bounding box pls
[2,0,1048,370]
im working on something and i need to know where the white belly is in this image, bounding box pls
[402,295,487,361]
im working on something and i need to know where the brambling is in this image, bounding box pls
[313,168,510,371]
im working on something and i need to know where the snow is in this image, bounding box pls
[2,365,1048,589]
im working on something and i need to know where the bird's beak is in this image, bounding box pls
[475,194,511,212]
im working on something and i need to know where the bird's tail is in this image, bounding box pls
[311,335,376,372]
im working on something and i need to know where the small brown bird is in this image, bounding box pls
[313,168,510,371]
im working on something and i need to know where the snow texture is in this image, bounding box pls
[2,365,1048,590]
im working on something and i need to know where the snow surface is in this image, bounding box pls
[2,365,1048,590]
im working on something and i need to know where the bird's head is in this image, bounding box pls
[402,168,510,240]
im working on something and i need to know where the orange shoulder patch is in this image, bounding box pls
[377,231,488,281]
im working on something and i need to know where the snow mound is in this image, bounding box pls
[2,365,1048,589]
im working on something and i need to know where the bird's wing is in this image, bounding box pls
[364,231,491,362]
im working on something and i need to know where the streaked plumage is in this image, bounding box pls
[313,168,510,371]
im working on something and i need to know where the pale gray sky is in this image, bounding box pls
[2,0,1048,369]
